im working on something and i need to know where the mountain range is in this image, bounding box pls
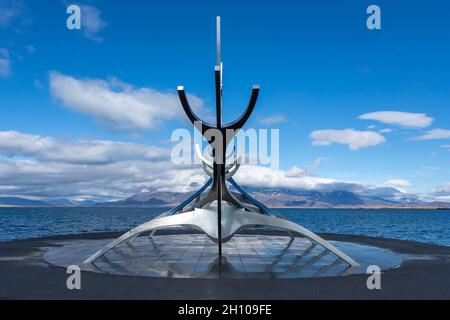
[0,197,50,207]
[94,187,450,209]
[0,197,96,207]
[1,187,449,209]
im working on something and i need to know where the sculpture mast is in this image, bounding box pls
[215,16,223,261]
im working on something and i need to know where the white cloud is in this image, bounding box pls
[24,44,35,53]
[235,165,410,199]
[0,0,26,27]
[0,158,205,201]
[0,48,11,77]
[0,131,205,201]
[412,129,450,141]
[0,131,169,165]
[79,5,106,41]
[235,165,362,191]
[384,179,412,188]
[49,72,206,131]
[441,145,450,150]
[285,157,327,178]
[0,132,443,203]
[258,114,287,126]
[310,129,385,150]
[359,111,434,128]
[285,166,307,178]
[432,183,450,197]
[0,131,371,201]
[379,128,394,133]
[0,48,9,58]
[358,186,404,199]
[0,58,11,77]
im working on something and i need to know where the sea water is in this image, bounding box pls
[0,207,449,246]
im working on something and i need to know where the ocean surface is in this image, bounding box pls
[0,207,449,246]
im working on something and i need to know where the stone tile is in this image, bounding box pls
[43,233,403,280]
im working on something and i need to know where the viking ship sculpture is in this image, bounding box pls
[85,17,359,268]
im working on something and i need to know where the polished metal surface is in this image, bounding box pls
[84,17,360,268]
[84,202,359,266]
[47,234,402,279]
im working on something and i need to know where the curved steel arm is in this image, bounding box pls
[202,162,214,178]
[195,144,213,168]
[208,146,239,167]
[225,161,240,178]
[202,159,240,179]
[225,156,240,171]
[179,85,259,147]
[177,86,215,135]
[223,85,259,133]
[174,178,212,213]
[155,178,213,219]
[228,177,277,217]
[84,203,359,267]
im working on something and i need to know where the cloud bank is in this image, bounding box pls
[359,111,433,128]
[258,114,287,126]
[383,179,412,188]
[235,165,363,191]
[0,48,11,77]
[0,131,406,202]
[79,5,106,41]
[412,129,450,141]
[0,131,168,165]
[0,0,26,28]
[0,131,205,201]
[49,72,205,131]
[433,183,450,196]
[311,129,385,150]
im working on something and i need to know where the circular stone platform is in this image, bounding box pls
[2,231,450,299]
[44,233,403,279]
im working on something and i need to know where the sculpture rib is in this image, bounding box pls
[84,202,359,267]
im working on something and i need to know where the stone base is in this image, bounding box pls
[1,231,450,299]
[44,233,402,279]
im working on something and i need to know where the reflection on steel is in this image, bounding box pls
[84,17,359,268]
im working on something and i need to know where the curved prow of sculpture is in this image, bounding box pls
[224,85,259,132]
[156,178,213,218]
[84,202,360,267]
[178,85,259,147]
[177,86,214,135]
[195,144,214,169]
[227,177,275,217]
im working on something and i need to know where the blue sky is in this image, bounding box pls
[0,0,450,202]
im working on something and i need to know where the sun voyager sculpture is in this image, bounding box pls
[84,17,358,268]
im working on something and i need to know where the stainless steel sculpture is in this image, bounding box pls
[84,17,359,268]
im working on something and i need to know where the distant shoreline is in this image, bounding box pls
[1,204,449,210]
